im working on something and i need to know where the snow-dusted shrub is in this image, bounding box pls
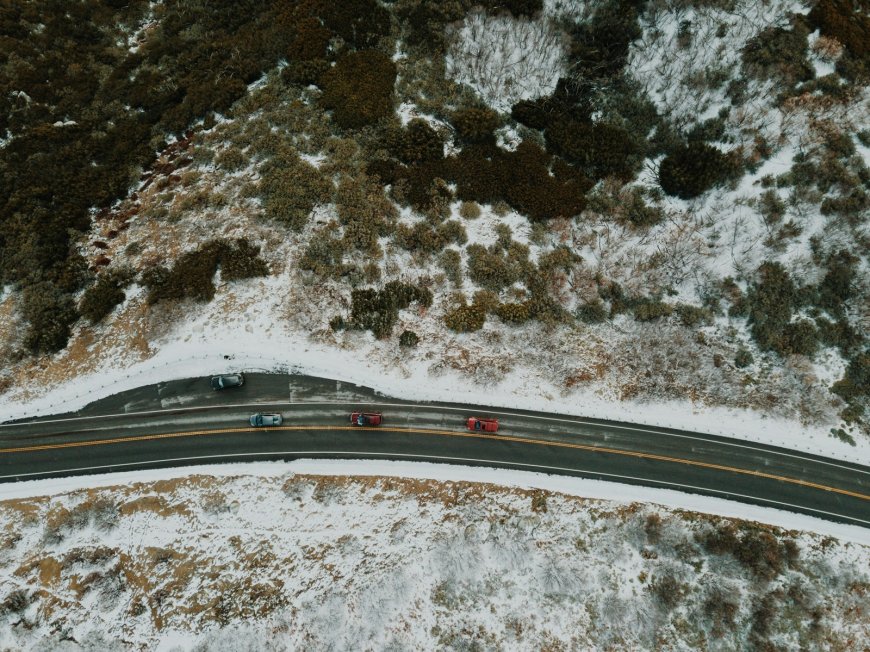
[439,248,463,287]
[259,150,333,231]
[399,329,420,347]
[658,141,735,199]
[21,282,79,355]
[544,118,643,181]
[445,11,567,112]
[465,243,527,292]
[444,302,486,333]
[319,51,397,130]
[808,0,870,59]
[450,107,501,144]
[79,268,133,324]
[336,175,397,254]
[741,22,813,85]
[348,281,433,339]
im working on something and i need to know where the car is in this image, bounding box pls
[249,413,282,427]
[351,412,382,427]
[211,373,244,390]
[466,417,498,432]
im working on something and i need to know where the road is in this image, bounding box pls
[1,373,868,527]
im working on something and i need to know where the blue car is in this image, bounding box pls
[249,413,282,427]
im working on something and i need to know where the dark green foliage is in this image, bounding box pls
[259,150,333,231]
[747,262,797,356]
[299,228,350,278]
[21,282,79,355]
[702,523,793,580]
[565,0,643,79]
[820,188,869,223]
[494,302,531,324]
[439,249,464,287]
[510,99,551,130]
[319,50,397,129]
[465,242,529,292]
[545,119,643,181]
[734,348,754,368]
[676,304,713,327]
[394,220,467,254]
[659,142,736,199]
[220,239,270,281]
[144,239,269,305]
[399,1,469,52]
[780,319,818,357]
[389,119,444,164]
[451,107,501,144]
[348,281,433,339]
[318,0,391,49]
[78,269,133,324]
[329,315,346,331]
[832,351,870,402]
[816,317,862,355]
[446,141,590,221]
[808,0,870,60]
[818,250,857,314]
[444,302,486,333]
[742,24,813,85]
[399,329,420,347]
[633,299,673,322]
[576,299,608,323]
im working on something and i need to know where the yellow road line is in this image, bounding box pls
[2,425,868,502]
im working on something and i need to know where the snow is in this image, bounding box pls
[2,460,867,544]
[445,11,567,113]
[0,460,867,650]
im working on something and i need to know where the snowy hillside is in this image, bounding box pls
[0,462,868,651]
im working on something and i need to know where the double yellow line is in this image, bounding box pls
[2,425,868,502]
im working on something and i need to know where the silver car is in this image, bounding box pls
[249,413,282,427]
[211,373,244,390]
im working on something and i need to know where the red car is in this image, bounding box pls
[467,417,498,432]
[351,412,382,427]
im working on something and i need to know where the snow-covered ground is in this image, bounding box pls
[1,461,867,651]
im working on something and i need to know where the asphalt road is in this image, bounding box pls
[1,373,868,528]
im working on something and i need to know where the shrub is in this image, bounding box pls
[633,299,673,322]
[545,118,643,181]
[565,1,642,79]
[676,304,713,327]
[79,269,133,324]
[319,50,397,129]
[818,249,857,314]
[494,301,530,323]
[399,329,420,347]
[393,119,444,164]
[259,152,333,231]
[21,282,79,354]
[299,227,349,278]
[319,0,391,50]
[781,319,818,357]
[465,243,526,292]
[348,281,433,339]
[808,0,870,60]
[742,24,813,85]
[451,107,501,144]
[734,348,754,368]
[439,248,463,287]
[336,175,397,253]
[459,201,482,219]
[747,262,796,355]
[145,239,269,305]
[832,351,870,402]
[444,302,486,333]
[394,220,467,254]
[510,98,551,130]
[576,299,608,323]
[659,142,735,199]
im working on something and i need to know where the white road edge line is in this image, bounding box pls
[1,451,868,527]
[4,400,869,476]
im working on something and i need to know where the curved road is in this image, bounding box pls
[1,373,868,528]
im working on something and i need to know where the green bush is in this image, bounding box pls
[494,302,531,324]
[399,329,420,347]
[808,0,870,60]
[347,281,433,339]
[818,250,857,314]
[259,151,333,231]
[659,142,735,199]
[319,50,397,129]
[747,261,796,355]
[145,239,269,305]
[392,119,444,164]
[676,304,713,327]
[451,107,501,144]
[734,348,754,368]
[319,0,391,49]
[742,24,813,84]
[565,1,642,79]
[79,269,133,324]
[439,249,463,287]
[832,351,870,402]
[781,319,818,357]
[576,299,608,323]
[465,243,527,292]
[336,175,397,253]
[299,227,350,278]
[444,302,486,333]
[545,118,643,181]
[21,282,79,354]
[633,299,673,322]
